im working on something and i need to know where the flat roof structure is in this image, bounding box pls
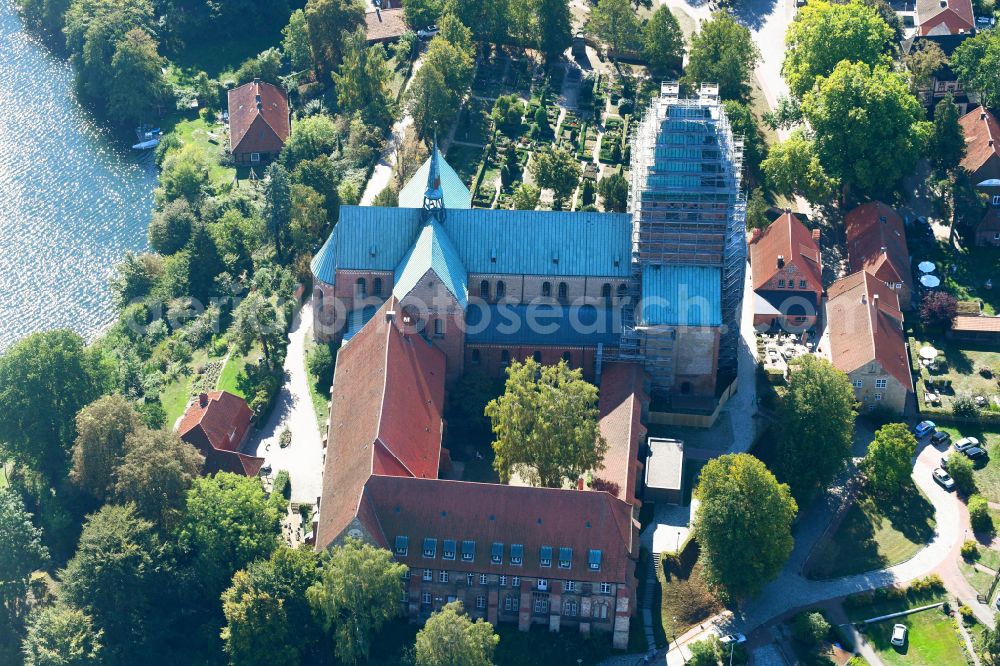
[645,437,684,494]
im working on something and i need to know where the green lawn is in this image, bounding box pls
[159,113,236,188]
[217,344,261,398]
[936,426,1000,502]
[854,599,964,666]
[907,234,1000,315]
[805,488,936,579]
[910,335,1000,412]
[959,559,994,597]
[302,336,332,434]
[166,30,287,79]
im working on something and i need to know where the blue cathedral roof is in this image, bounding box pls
[398,148,472,210]
[311,207,632,285]
[393,220,469,308]
[639,265,721,327]
[465,303,622,347]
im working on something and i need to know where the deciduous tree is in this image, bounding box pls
[588,0,641,55]
[415,601,499,666]
[802,61,929,198]
[643,6,684,76]
[0,330,110,479]
[148,199,195,255]
[905,40,947,93]
[0,488,49,626]
[970,494,993,534]
[304,0,365,76]
[530,146,581,208]
[113,429,203,531]
[404,0,443,29]
[69,395,143,502]
[952,30,1000,109]
[693,453,797,600]
[929,93,965,175]
[307,538,406,665]
[264,163,293,260]
[947,451,976,495]
[920,290,958,330]
[282,9,312,72]
[334,28,393,126]
[536,0,573,63]
[762,130,838,204]
[486,359,607,488]
[775,355,856,502]
[861,423,916,497]
[598,172,629,212]
[228,292,286,365]
[684,13,760,101]
[511,182,540,210]
[108,28,170,128]
[782,0,893,99]
[157,144,210,206]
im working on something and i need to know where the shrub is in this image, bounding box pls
[792,612,830,646]
[909,574,944,595]
[306,344,335,389]
[953,394,982,419]
[920,291,958,330]
[969,494,993,534]
[948,453,977,495]
[273,470,291,500]
[961,539,980,560]
[960,605,976,624]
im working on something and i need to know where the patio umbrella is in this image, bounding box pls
[920,274,941,288]
[918,261,935,273]
[919,346,938,360]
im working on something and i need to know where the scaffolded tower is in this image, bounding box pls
[622,82,747,395]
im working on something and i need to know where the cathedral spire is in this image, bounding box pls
[422,130,445,221]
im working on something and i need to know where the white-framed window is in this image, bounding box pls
[422,592,431,604]
[462,540,475,562]
[563,600,578,617]
[564,580,576,592]
[875,378,887,389]
[853,379,863,388]
[537,578,548,591]
[778,279,785,288]
[499,575,507,587]
[588,550,602,571]
[593,602,608,619]
[402,569,410,580]
[540,546,552,568]
[510,544,523,566]
[438,571,449,583]
[558,548,572,569]
[423,538,436,558]
[894,282,902,289]
[993,194,1000,206]
[512,576,521,588]
[250,152,261,163]
[422,569,432,581]
[466,573,474,586]
[533,594,549,614]
[491,543,504,565]
[476,596,486,610]
[799,280,807,289]
[480,574,488,585]
[995,233,1000,241]
[504,595,513,611]
[600,582,612,594]
[400,589,408,602]
[395,536,408,556]
[442,540,456,560]
[875,393,883,401]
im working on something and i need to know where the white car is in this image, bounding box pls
[933,467,955,491]
[955,437,981,452]
[417,25,439,39]
[720,633,746,646]
[891,623,907,647]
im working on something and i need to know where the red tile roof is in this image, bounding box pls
[917,0,974,33]
[594,362,648,504]
[227,80,290,156]
[314,298,447,550]
[178,391,262,476]
[845,202,913,295]
[360,476,636,583]
[959,108,1000,177]
[750,212,822,292]
[952,315,1000,333]
[826,271,912,390]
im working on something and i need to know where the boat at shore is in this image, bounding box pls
[132,125,162,150]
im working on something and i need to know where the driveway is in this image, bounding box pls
[245,301,324,505]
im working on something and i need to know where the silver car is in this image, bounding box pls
[933,467,955,491]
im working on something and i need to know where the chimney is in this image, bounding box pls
[873,293,879,307]
[750,228,763,244]
[385,309,396,322]
[983,111,989,120]
[253,77,260,85]
[811,228,821,243]
[577,477,585,490]
[199,393,209,407]
[861,294,867,305]
[990,140,995,148]
[777,255,785,269]
[880,245,887,254]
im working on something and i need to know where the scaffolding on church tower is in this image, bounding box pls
[616,82,747,391]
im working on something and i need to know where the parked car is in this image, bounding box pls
[933,467,955,490]
[914,420,936,438]
[417,25,439,39]
[891,624,907,647]
[964,446,987,460]
[931,431,951,446]
[720,633,746,646]
[955,437,981,452]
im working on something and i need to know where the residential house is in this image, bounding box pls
[227,78,290,166]
[916,0,975,35]
[314,296,643,648]
[959,108,1000,245]
[749,212,823,331]
[365,7,407,43]
[845,202,914,310]
[178,391,264,476]
[901,34,972,113]
[826,271,913,414]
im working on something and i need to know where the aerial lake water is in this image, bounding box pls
[0,0,157,350]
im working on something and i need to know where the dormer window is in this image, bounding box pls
[540,546,552,568]
[491,542,504,564]
[423,538,436,558]
[395,536,408,556]
[443,540,456,560]
[462,540,476,562]
[559,547,572,569]
[588,549,602,571]
[510,544,523,566]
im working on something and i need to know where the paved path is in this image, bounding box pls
[245,301,324,504]
[360,58,423,205]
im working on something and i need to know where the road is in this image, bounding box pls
[245,301,324,505]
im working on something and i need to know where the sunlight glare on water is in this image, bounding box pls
[0,0,156,350]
